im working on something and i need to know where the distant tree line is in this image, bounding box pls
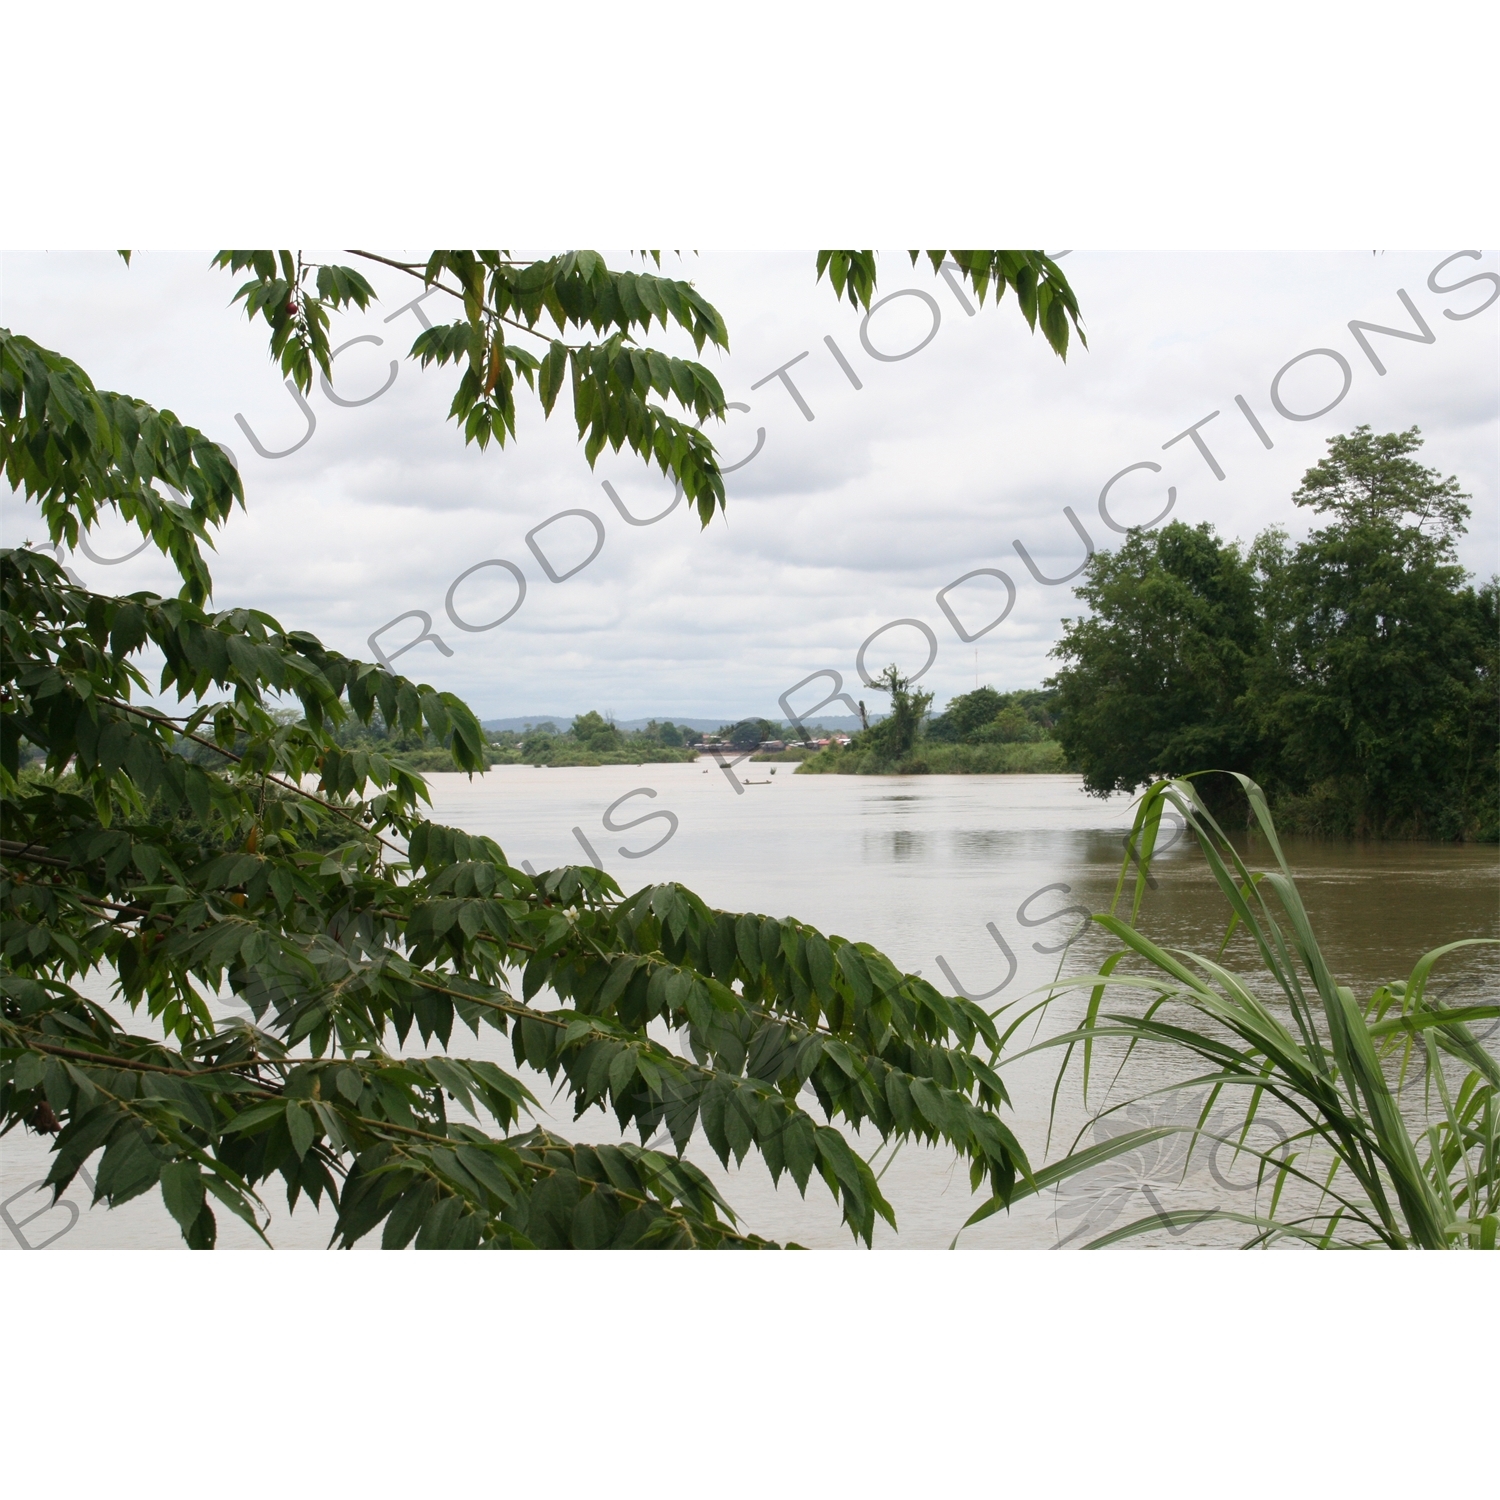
[492,712,699,765]
[332,708,877,770]
[335,710,700,769]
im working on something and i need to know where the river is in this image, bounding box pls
[4,766,1496,1250]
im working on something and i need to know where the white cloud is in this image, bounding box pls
[3,248,1495,721]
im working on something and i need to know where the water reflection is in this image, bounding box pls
[862,829,931,862]
[949,830,1011,862]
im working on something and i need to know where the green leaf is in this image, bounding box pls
[571,1189,612,1248]
[285,1101,315,1159]
[96,1124,166,1206]
[159,1161,206,1236]
[13,1052,45,1091]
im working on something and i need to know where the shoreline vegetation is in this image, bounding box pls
[796,740,1067,775]
[336,695,1077,779]
[338,710,701,772]
[794,685,1069,776]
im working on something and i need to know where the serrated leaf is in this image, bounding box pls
[159,1161,205,1235]
[285,1100,315,1159]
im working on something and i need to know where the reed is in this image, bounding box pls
[967,773,1498,1249]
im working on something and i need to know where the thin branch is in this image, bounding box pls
[345,249,593,350]
[0,838,70,868]
[346,250,461,289]
[6,1031,281,1082]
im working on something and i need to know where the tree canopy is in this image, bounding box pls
[1048,521,1262,810]
[1,248,1085,1248]
[1049,427,1497,839]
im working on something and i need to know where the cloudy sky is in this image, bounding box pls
[3,248,1495,724]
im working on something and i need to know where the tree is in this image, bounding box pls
[642,720,685,748]
[925,687,1058,745]
[857,667,934,766]
[569,711,622,752]
[1048,521,1262,813]
[1249,427,1494,837]
[928,686,1004,740]
[979,705,1044,745]
[1045,432,1496,839]
[1,249,1083,1248]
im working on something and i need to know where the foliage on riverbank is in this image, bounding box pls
[489,744,699,769]
[798,739,1066,775]
[490,712,698,767]
[1050,428,1498,840]
[796,680,1069,775]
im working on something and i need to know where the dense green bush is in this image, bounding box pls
[1049,428,1497,839]
[926,687,1057,744]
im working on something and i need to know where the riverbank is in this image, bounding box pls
[795,740,1069,775]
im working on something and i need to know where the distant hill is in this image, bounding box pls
[481,714,872,733]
